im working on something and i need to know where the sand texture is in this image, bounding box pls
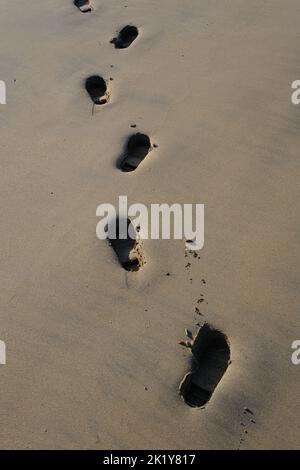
[0,0,299,449]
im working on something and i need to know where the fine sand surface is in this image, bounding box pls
[0,0,299,449]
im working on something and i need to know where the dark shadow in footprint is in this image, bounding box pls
[179,324,230,408]
[118,133,151,172]
[111,25,139,49]
[74,0,92,12]
[85,76,109,106]
[109,217,144,271]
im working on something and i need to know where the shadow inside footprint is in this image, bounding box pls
[74,0,92,12]
[85,76,108,105]
[118,133,151,172]
[111,25,139,49]
[109,218,144,271]
[179,324,230,408]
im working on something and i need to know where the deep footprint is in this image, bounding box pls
[179,323,230,408]
[109,218,145,271]
[111,25,139,49]
[85,76,109,106]
[119,133,151,172]
[74,0,92,12]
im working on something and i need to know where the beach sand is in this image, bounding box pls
[0,0,299,449]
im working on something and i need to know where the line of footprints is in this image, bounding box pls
[76,0,232,411]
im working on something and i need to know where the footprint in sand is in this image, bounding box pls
[179,323,230,408]
[111,26,139,49]
[109,218,145,272]
[118,133,152,172]
[74,0,93,13]
[85,75,109,107]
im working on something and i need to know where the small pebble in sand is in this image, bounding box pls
[195,307,202,316]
